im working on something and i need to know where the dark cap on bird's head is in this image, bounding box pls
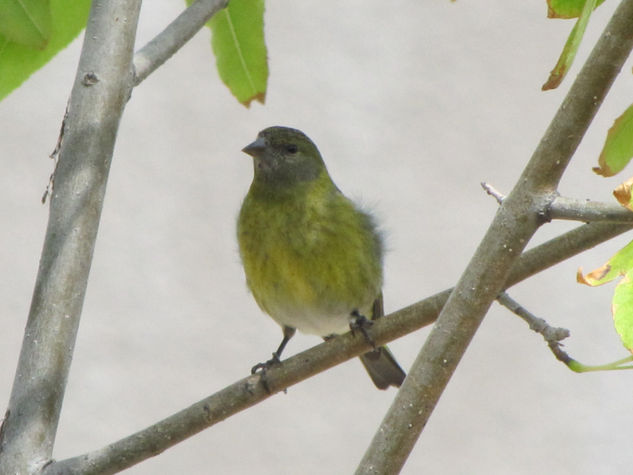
[241,126,327,185]
[242,126,313,155]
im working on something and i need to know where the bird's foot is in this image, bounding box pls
[251,352,282,393]
[251,352,282,374]
[350,310,376,349]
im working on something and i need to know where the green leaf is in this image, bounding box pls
[547,0,606,19]
[594,104,633,177]
[613,274,633,352]
[0,0,52,49]
[0,0,91,102]
[187,0,268,107]
[210,0,268,106]
[542,0,596,90]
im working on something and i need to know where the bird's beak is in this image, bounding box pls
[242,136,266,157]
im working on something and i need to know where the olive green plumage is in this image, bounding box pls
[237,126,405,389]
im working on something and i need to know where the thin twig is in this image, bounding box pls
[133,0,228,86]
[496,291,570,345]
[497,291,572,365]
[481,182,506,204]
[498,293,633,372]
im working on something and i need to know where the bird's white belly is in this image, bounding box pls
[272,306,353,337]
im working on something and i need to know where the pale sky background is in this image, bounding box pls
[1,1,632,474]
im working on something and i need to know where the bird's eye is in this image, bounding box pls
[284,144,298,154]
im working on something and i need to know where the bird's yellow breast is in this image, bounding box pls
[237,181,382,336]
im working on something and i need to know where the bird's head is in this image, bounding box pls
[242,126,327,187]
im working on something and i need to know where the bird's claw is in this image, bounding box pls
[251,353,283,393]
[350,310,376,349]
[250,352,281,375]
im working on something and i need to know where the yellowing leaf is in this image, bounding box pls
[542,0,596,91]
[613,177,633,210]
[594,104,633,177]
[580,239,633,351]
[578,240,633,287]
[547,0,606,19]
[0,0,52,49]
[576,264,611,287]
[577,264,612,286]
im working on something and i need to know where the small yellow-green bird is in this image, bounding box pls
[237,126,405,389]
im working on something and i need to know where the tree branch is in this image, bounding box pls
[497,292,633,372]
[496,292,570,345]
[548,195,633,222]
[42,220,631,475]
[133,0,228,86]
[497,291,575,368]
[356,1,633,473]
[0,2,142,473]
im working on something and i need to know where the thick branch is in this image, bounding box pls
[133,0,228,86]
[548,195,633,222]
[357,2,633,473]
[0,2,142,473]
[42,221,630,475]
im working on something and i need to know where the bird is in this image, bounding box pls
[237,126,405,389]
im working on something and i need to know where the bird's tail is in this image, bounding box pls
[359,346,406,390]
[357,293,406,389]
